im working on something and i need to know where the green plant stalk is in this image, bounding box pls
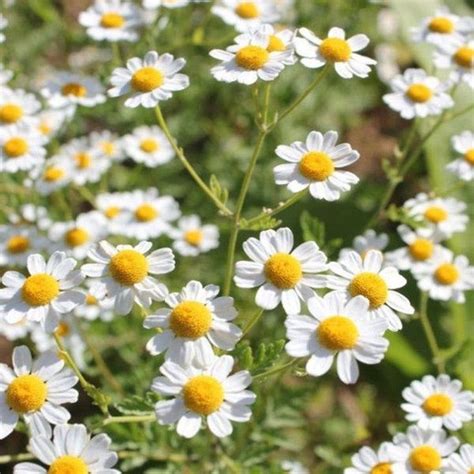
[253,358,299,381]
[102,414,156,426]
[241,308,264,337]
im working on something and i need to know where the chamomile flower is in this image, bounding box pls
[0,225,47,267]
[143,0,192,8]
[8,204,51,231]
[273,130,360,201]
[401,374,473,431]
[90,129,125,162]
[0,345,78,439]
[212,0,280,32]
[447,130,474,181]
[123,125,174,167]
[327,250,414,331]
[96,191,130,232]
[74,281,114,321]
[79,0,144,42]
[254,24,296,64]
[434,38,474,89]
[383,68,453,120]
[0,317,32,341]
[0,14,6,43]
[344,442,397,474]
[339,229,389,260]
[285,292,388,384]
[234,227,328,314]
[152,354,255,438]
[33,160,72,196]
[0,88,41,127]
[0,252,85,332]
[170,215,219,257]
[35,109,67,140]
[388,426,459,474]
[41,71,106,108]
[144,280,241,365]
[82,240,175,315]
[412,248,474,303]
[108,50,189,107]
[13,423,119,473]
[445,444,474,474]
[0,63,13,85]
[294,27,376,79]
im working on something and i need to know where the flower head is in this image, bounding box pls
[445,444,474,474]
[0,88,41,128]
[339,229,389,261]
[344,442,397,474]
[447,130,474,181]
[434,38,474,89]
[170,215,219,257]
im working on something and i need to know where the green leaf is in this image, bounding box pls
[240,215,281,230]
[300,210,325,244]
[209,174,228,205]
[114,393,156,415]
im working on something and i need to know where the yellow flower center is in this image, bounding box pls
[423,393,453,416]
[140,138,159,153]
[75,152,92,169]
[131,67,164,92]
[317,315,359,351]
[65,227,89,247]
[22,273,59,306]
[135,203,158,222]
[7,235,30,254]
[409,238,434,261]
[424,206,447,223]
[267,35,285,52]
[184,229,203,246]
[104,206,120,219]
[101,141,115,156]
[109,249,149,286]
[4,137,29,158]
[464,148,474,165]
[39,121,52,135]
[54,321,70,338]
[409,446,441,472]
[6,374,47,413]
[428,17,454,34]
[61,82,87,97]
[349,272,388,309]
[182,375,224,415]
[371,463,393,474]
[319,37,351,62]
[100,12,125,28]
[298,151,335,181]
[48,455,88,474]
[235,2,260,19]
[454,46,474,69]
[406,83,433,103]
[169,300,212,339]
[86,294,98,305]
[44,166,65,182]
[0,103,23,124]
[235,45,269,70]
[264,253,302,289]
[434,263,459,285]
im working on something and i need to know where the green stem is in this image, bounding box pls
[241,309,264,337]
[118,450,186,462]
[102,413,155,426]
[0,453,34,464]
[253,358,299,381]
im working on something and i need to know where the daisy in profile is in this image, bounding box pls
[434,38,474,89]
[234,227,328,314]
[445,444,474,474]
[0,345,78,439]
[144,280,241,365]
[344,442,397,474]
[79,0,144,42]
[0,88,41,127]
[273,130,360,201]
[108,50,189,107]
[388,426,459,474]
[152,354,255,438]
[13,423,119,473]
[401,374,473,431]
[0,63,13,85]
[0,251,85,332]
[0,225,47,267]
[170,215,219,257]
[0,317,32,341]
[339,229,389,260]
[211,0,279,32]
[285,293,388,384]
[143,0,192,8]
[82,240,175,315]
[74,281,114,321]
[90,129,125,162]
[123,125,174,167]
[8,204,51,231]
[447,130,474,181]
[294,27,376,79]
[327,249,414,331]
[412,248,474,303]
[383,68,453,120]
[33,160,71,196]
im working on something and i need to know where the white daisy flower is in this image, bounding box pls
[327,249,414,331]
[41,71,106,108]
[412,247,474,303]
[294,27,376,79]
[0,252,85,332]
[273,130,360,201]
[387,426,459,474]
[253,24,297,65]
[281,460,309,474]
[33,160,72,196]
[285,292,388,384]
[210,28,292,85]
[123,125,174,167]
[0,63,14,85]
[143,0,192,8]
[339,229,389,260]
[445,444,474,474]
[403,193,468,238]
[0,317,32,341]
[74,281,114,322]
[0,14,6,43]
[344,442,397,474]
[401,374,473,431]
[0,345,78,439]
[383,68,453,120]
[13,423,119,473]
[152,354,255,438]
[96,191,131,232]
[212,0,279,32]
[8,204,51,231]
[234,227,328,314]
[170,215,219,257]
[79,0,144,42]
[144,280,241,365]
[447,130,474,181]
[35,108,67,140]
[0,225,47,267]
[0,88,41,127]
[108,50,189,108]
[90,129,125,162]
[82,240,175,315]
[434,38,474,89]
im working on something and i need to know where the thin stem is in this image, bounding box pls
[54,333,90,389]
[241,308,264,337]
[253,358,299,381]
[102,413,155,426]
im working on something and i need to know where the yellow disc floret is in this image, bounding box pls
[183,375,224,415]
[267,35,285,52]
[105,206,120,219]
[101,141,115,156]
[6,374,47,413]
[349,272,388,309]
[409,238,434,261]
[109,249,149,286]
[86,294,98,305]
[39,121,52,135]
[236,46,269,70]
[317,315,359,351]
[131,67,164,92]
[406,83,433,103]
[0,104,23,124]
[464,148,474,165]
[4,137,28,158]
[184,229,203,246]
[65,228,89,247]
[48,455,88,474]
[135,203,158,222]
[319,38,351,62]
[22,273,59,306]
[74,152,92,169]
[423,393,453,416]
[434,263,459,285]
[100,12,125,28]
[7,235,30,254]
[454,46,474,69]
[299,151,335,181]
[409,446,441,472]
[428,17,454,34]
[264,253,302,289]
[235,2,260,19]
[140,138,159,153]
[44,166,65,182]
[424,206,447,223]
[370,463,393,474]
[61,83,87,97]
[54,321,71,338]
[169,300,212,339]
